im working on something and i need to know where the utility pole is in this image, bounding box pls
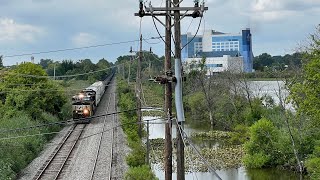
[164,0,173,179]
[172,0,185,179]
[53,63,56,80]
[136,1,207,179]
[137,34,143,138]
[128,55,132,84]
[128,34,152,138]
[130,36,153,140]
[146,119,150,165]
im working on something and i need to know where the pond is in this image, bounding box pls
[145,116,304,180]
[247,80,294,111]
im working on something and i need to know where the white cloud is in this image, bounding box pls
[71,32,97,47]
[250,10,296,22]
[249,0,320,22]
[0,18,44,43]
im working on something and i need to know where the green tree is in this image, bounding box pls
[289,25,320,179]
[289,25,320,126]
[243,118,281,168]
[39,59,53,69]
[0,63,66,119]
[253,53,274,71]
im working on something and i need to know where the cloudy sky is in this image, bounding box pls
[0,0,319,65]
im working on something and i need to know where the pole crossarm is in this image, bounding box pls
[145,7,208,12]
[134,13,197,17]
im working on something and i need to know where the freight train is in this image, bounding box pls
[71,73,114,123]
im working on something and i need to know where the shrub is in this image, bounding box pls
[0,160,15,180]
[243,152,270,168]
[306,157,320,180]
[125,165,158,180]
[244,118,280,168]
[230,124,250,145]
[126,145,146,167]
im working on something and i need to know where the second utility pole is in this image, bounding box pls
[164,0,173,180]
[173,0,184,179]
[137,34,142,138]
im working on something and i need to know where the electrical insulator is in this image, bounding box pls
[139,0,145,17]
[192,10,200,18]
[194,0,199,7]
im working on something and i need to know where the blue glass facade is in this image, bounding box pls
[181,29,253,72]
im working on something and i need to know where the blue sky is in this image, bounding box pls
[0,0,319,66]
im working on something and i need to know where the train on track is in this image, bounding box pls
[71,73,114,123]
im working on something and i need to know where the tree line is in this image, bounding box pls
[253,52,303,72]
[39,58,113,82]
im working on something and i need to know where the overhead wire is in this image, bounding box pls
[181,16,203,51]
[143,38,162,45]
[173,117,199,180]
[175,119,222,180]
[3,57,136,79]
[2,37,162,58]
[0,117,164,142]
[151,16,175,57]
[0,108,150,134]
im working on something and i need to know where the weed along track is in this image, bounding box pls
[33,124,86,180]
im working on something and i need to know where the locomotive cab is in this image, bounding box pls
[72,93,95,123]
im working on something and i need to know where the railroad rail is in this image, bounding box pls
[89,93,115,180]
[33,124,86,180]
[110,94,119,180]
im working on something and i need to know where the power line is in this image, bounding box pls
[3,37,162,58]
[0,83,118,93]
[152,16,176,57]
[143,37,162,45]
[0,107,159,134]
[181,16,203,51]
[175,120,222,180]
[0,117,164,142]
[4,60,129,79]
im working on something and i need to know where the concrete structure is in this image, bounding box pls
[181,28,253,73]
[185,55,243,75]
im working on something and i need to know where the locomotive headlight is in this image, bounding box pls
[83,109,89,115]
[79,93,84,99]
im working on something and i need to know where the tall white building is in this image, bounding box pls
[182,28,253,73]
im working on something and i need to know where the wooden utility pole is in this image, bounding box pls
[128,56,131,84]
[164,0,173,180]
[135,1,207,179]
[137,34,143,138]
[147,120,150,165]
[172,0,185,179]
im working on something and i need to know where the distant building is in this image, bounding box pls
[181,28,253,73]
[185,55,243,75]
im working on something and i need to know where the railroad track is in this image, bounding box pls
[89,93,116,180]
[110,96,119,180]
[33,124,86,180]
[33,79,117,179]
